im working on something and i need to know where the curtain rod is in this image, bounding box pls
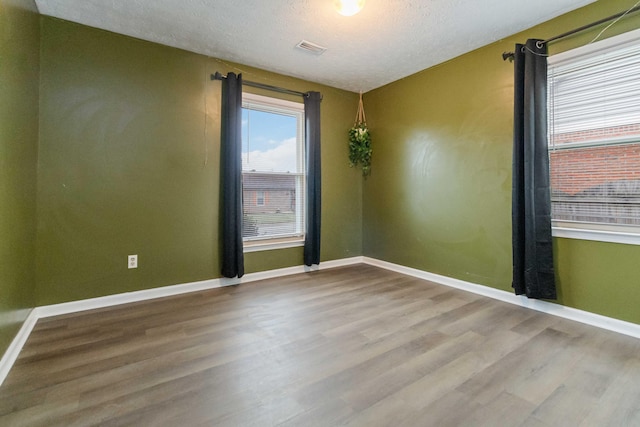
[501,4,640,61]
[211,72,307,97]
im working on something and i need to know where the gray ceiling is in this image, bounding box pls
[35,0,597,92]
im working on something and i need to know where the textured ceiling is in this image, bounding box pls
[35,0,597,92]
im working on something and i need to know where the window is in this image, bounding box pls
[241,93,305,249]
[547,28,640,245]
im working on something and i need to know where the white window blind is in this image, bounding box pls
[241,93,305,243]
[548,28,640,230]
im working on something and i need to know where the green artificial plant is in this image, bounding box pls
[348,91,372,177]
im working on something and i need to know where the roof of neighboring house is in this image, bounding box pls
[243,173,296,191]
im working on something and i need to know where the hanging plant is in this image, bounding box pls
[348,91,372,177]
[349,124,371,176]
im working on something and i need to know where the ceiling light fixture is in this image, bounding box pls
[335,0,365,16]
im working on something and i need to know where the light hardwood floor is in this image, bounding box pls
[1,264,639,426]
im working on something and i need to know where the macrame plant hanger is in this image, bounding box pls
[355,91,366,127]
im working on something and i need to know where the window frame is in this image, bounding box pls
[241,92,306,253]
[547,28,640,246]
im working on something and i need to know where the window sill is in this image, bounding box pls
[243,237,305,253]
[552,225,640,246]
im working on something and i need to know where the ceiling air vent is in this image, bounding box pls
[296,40,327,55]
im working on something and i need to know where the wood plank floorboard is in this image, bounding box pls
[1,264,639,426]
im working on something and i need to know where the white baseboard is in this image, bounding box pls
[2,254,638,386]
[0,309,38,387]
[362,257,640,340]
[36,256,365,320]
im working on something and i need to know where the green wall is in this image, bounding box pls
[364,0,640,324]
[36,17,362,305]
[0,0,39,354]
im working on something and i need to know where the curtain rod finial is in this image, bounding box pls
[502,51,515,62]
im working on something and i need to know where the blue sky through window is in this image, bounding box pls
[242,108,298,173]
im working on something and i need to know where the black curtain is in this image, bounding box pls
[512,40,556,299]
[304,92,322,266]
[220,73,244,278]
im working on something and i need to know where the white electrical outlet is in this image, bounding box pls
[128,254,138,269]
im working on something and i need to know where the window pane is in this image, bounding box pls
[548,39,640,136]
[242,173,303,239]
[242,109,301,173]
[550,142,640,225]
